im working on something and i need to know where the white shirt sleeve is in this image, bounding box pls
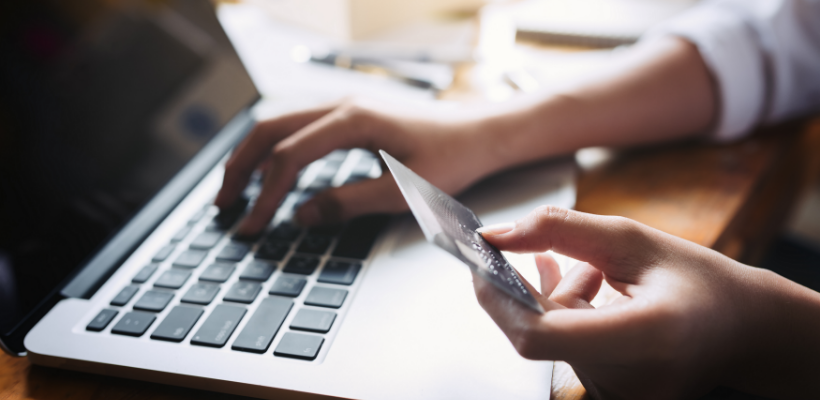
[646,0,820,141]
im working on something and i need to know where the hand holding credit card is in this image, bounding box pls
[380,150,545,313]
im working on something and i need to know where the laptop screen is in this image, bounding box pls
[0,0,258,336]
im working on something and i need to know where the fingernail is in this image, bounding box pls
[296,202,322,227]
[476,222,515,236]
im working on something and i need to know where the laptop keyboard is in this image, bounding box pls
[85,149,389,361]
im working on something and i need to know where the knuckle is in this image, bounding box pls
[517,205,570,249]
[608,215,639,231]
[548,290,574,308]
[336,100,377,133]
[531,205,569,228]
[270,143,297,171]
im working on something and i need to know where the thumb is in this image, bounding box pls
[295,175,407,226]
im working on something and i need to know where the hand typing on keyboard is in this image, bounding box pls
[215,97,507,235]
[474,206,820,399]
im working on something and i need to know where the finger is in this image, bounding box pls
[215,105,338,209]
[472,270,563,339]
[534,253,562,297]
[474,267,654,362]
[294,174,408,226]
[236,103,402,235]
[236,153,299,235]
[548,263,602,309]
[478,206,662,283]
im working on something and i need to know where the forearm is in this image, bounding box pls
[472,37,718,172]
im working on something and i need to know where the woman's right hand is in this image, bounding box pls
[215,98,501,236]
[476,206,820,399]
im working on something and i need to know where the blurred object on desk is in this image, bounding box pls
[513,0,697,48]
[217,2,441,118]
[443,3,624,103]
[247,0,485,40]
[337,16,477,64]
[299,47,455,91]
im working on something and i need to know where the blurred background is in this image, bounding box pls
[221,0,820,295]
[3,0,819,398]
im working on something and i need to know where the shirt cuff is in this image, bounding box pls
[644,1,768,141]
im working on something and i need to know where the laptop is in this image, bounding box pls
[1,1,575,398]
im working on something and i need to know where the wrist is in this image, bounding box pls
[463,94,580,173]
[722,265,820,397]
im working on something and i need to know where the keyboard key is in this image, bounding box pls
[191,304,246,347]
[181,282,220,305]
[332,215,389,259]
[344,157,376,185]
[304,287,347,309]
[268,223,301,242]
[132,263,159,284]
[171,226,192,243]
[290,309,336,333]
[173,249,207,268]
[232,296,294,353]
[211,196,249,231]
[256,240,290,261]
[133,290,174,312]
[351,155,375,176]
[305,178,331,192]
[283,256,320,275]
[111,311,156,337]
[86,309,118,332]
[323,149,348,163]
[189,231,222,250]
[199,263,235,283]
[205,220,224,232]
[151,306,203,342]
[294,191,315,208]
[274,332,323,360]
[316,161,341,181]
[318,261,361,286]
[216,242,249,262]
[152,244,175,262]
[268,275,307,297]
[224,281,262,304]
[232,230,263,244]
[153,269,192,289]
[188,207,208,225]
[308,224,343,236]
[239,260,276,281]
[111,285,140,306]
[296,235,332,255]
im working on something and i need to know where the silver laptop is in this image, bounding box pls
[2,1,574,398]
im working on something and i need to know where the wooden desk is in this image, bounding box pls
[4,119,818,400]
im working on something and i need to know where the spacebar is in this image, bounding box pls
[232,296,293,353]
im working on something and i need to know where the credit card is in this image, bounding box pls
[380,150,544,313]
